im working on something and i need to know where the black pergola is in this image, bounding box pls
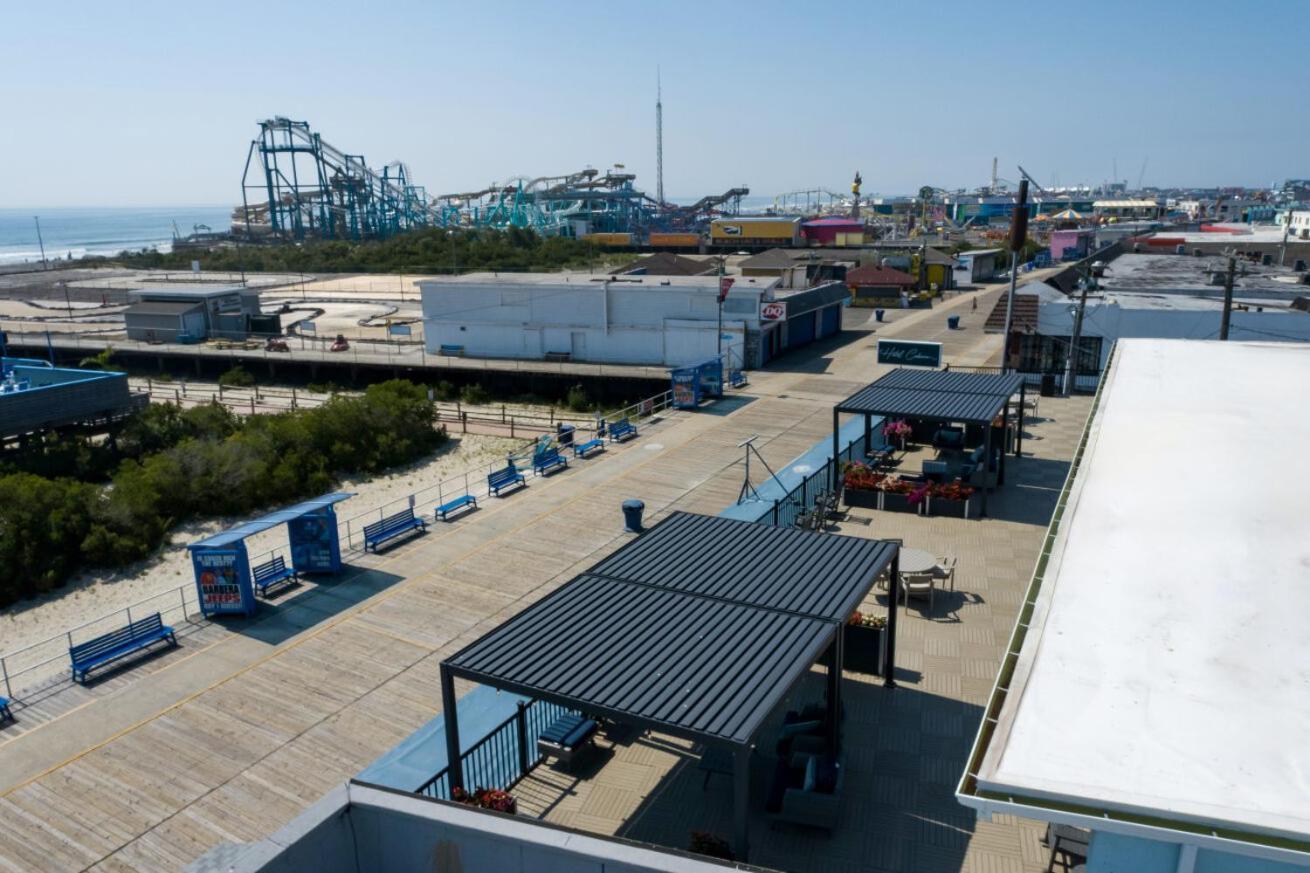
[440,511,900,860]
[832,368,1027,515]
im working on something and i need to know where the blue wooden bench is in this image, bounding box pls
[537,712,599,765]
[608,418,638,443]
[69,612,178,684]
[363,508,427,552]
[730,369,748,387]
[573,438,604,458]
[252,555,297,597]
[488,464,526,497]
[0,697,12,724]
[533,448,569,476]
[436,493,477,520]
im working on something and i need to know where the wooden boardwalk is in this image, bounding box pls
[0,287,1065,872]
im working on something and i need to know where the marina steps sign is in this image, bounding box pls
[876,339,942,368]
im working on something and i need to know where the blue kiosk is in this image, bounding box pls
[670,356,725,409]
[187,492,354,618]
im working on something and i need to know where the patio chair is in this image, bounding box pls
[899,571,936,611]
[934,556,957,592]
[1044,823,1090,872]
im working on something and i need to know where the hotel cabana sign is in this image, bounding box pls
[876,339,942,368]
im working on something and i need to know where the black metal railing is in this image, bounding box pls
[416,698,569,800]
[943,363,1105,395]
[765,433,869,529]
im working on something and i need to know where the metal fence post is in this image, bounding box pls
[516,702,529,775]
[773,500,780,526]
[180,586,187,621]
[1,657,11,700]
[126,606,133,626]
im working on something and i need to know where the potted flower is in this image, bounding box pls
[452,786,518,815]
[844,611,887,674]
[841,461,884,509]
[689,831,734,861]
[878,476,925,515]
[882,419,913,451]
[928,479,976,519]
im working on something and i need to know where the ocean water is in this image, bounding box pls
[0,206,233,265]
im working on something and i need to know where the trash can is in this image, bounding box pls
[947,315,960,330]
[875,309,885,322]
[1040,374,1057,397]
[556,423,575,447]
[622,499,645,533]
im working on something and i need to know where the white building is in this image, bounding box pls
[959,338,1310,873]
[419,273,848,369]
[1007,254,1310,377]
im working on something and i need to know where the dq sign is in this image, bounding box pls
[760,301,787,321]
[877,339,942,368]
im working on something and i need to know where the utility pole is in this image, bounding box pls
[1279,210,1291,267]
[1219,252,1236,341]
[33,216,48,270]
[655,67,664,207]
[1064,272,1090,395]
[1001,178,1030,374]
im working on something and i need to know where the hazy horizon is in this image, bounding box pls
[3,0,1306,209]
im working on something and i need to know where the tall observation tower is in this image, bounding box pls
[655,68,664,206]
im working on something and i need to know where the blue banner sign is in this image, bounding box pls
[388,323,412,336]
[191,547,255,616]
[289,505,342,574]
[876,339,942,368]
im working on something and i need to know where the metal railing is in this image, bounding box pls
[761,432,870,529]
[943,363,1105,395]
[416,698,569,800]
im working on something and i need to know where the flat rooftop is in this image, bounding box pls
[1098,253,1310,300]
[977,339,1310,848]
[419,272,779,291]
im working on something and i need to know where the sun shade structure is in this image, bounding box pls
[189,492,355,549]
[832,368,1027,514]
[440,511,899,861]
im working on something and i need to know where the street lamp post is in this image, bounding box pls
[448,230,457,276]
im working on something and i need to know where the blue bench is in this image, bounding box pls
[537,712,599,765]
[69,612,177,684]
[608,418,638,443]
[0,697,12,724]
[363,508,426,552]
[533,448,569,476]
[436,493,478,520]
[252,555,297,597]
[573,438,604,458]
[730,369,748,388]
[488,464,526,497]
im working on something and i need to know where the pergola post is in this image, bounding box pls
[998,404,1008,487]
[440,664,463,795]
[1017,383,1026,456]
[831,407,841,491]
[733,745,751,861]
[981,426,993,517]
[884,548,899,689]
[828,624,845,752]
[863,412,871,453]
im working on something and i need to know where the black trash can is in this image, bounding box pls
[622,499,645,533]
[557,423,575,447]
[1040,374,1057,397]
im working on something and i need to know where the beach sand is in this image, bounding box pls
[0,432,525,656]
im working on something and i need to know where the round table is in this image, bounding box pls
[896,547,938,574]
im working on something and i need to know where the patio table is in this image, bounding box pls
[897,548,937,575]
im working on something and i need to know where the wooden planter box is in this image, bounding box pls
[843,623,885,675]
[880,491,924,515]
[843,488,880,509]
[928,494,976,519]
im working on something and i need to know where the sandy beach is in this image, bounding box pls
[0,432,526,657]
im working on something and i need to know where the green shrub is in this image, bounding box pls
[460,383,490,405]
[434,380,456,401]
[78,347,122,371]
[218,365,256,388]
[565,384,591,412]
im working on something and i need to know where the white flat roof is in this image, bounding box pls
[419,272,777,291]
[978,339,1310,844]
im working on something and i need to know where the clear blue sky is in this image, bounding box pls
[2,0,1306,207]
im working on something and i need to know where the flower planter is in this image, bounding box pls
[843,488,881,509]
[928,494,975,519]
[843,623,885,675]
[880,491,924,515]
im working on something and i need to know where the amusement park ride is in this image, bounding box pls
[236,118,748,244]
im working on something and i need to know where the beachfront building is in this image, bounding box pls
[958,338,1310,872]
[418,272,847,368]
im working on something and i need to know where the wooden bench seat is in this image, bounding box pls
[69,612,178,684]
[488,464,526,497]
[572,438,605,458]
[436,493,477,520]
[363,508,426,552]
[252,555,297,597]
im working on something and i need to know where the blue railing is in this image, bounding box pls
[417,698,569,800]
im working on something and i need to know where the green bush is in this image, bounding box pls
[460,383,490,405]
[78,347,122,371]
[434,380,456,401]
[565,384,591,412]
[218,365,256,388]
[0,379,446,607]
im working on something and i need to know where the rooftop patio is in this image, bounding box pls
[485,393,1095,871]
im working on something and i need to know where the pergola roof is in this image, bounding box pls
[189,492,354,549]
[444,512,897,747]
[835,368,1025,425]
